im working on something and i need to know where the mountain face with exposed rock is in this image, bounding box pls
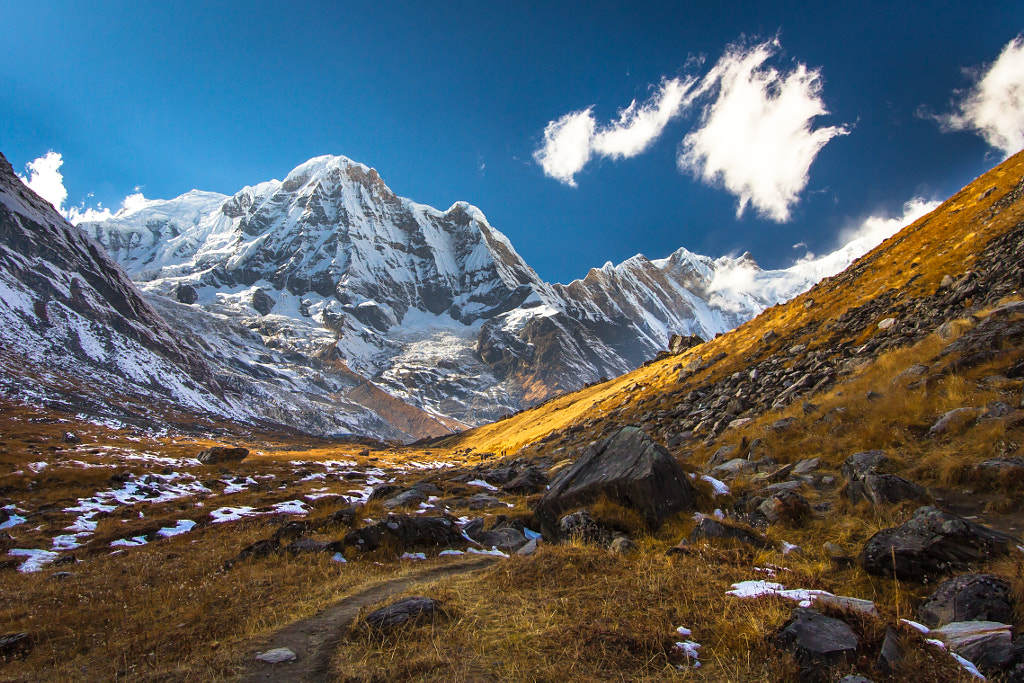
[82,154,835,434]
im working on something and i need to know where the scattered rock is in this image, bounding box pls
[757,490,812,526]
[875,627,902,676]
[251,288,276,316]
[928,407,980,436]
[368,484,401,501]
[364,596,443,631]
[773,608,858,678]
[861,507,1016,580]
[0,632,33,660]
[475,527,528,552]
[225,539,279,569]
[877,317,896,330]
[502,467,547,494]
[558,510,612,546]
[608,536,636,554]
[255,647,296,664]
[707,444,739,468]
[842,451,928,506]
[468,493,507,510]
[343,515,464,555]
[61,431,80,444]
[285,538,330,554]
[382,488,428,509]
[931,620,1015,672]
[684,517,770,550]
[534,427,697,540]
[918,573,1014,628]
[174,283,198,304]
[792,458,821,476]
[197,446,249,465]
[516,538,541,556]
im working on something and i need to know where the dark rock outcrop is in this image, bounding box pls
[860,507,1016,580]
[197,445,250,464]
[342,515,464,555]
[918,573,1014,628]
[364,596,444,631]
[533,427,697,540]
[685,517,771,549]
[773,608,858,679]
[842,451,929,506]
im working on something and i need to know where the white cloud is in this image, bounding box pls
[938,34,1024,158]
[18,152,68,213]
[17,152,139,225]
[678,41,848,222]
[534,78,694,186]
[534,40,847,222]
[534,108,596,186]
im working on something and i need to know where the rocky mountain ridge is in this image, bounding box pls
[83,155,845,433]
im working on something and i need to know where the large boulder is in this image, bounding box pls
[918,573,1014,628]
[533,427,697,540]
[861,507,1016,580]
[342,515,464,555]
[842,451,929,506]
[773,608,858,679]
[197,445,249,464]
[364,596,443,631]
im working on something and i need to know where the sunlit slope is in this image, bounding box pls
[443,150,1024,455]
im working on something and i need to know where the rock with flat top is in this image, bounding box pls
[364,596,442,630]
[197,445,249,464]
[255,647,296,664]
[533,427,697,540]
[861,507,1015,580]
[918,573,1013,628]
[773,608,858,678]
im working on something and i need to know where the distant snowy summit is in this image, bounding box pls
[80,154,858,434]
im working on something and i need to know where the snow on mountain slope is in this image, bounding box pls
[84,154,851,428]
[0,152,455,441]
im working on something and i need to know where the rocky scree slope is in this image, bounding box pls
[85,155,824,431]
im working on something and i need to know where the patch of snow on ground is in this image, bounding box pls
[9,548,60,572]
[467,479,498,491]
[700,475,729,496]
[0,514,26,530]
[158,520,197,537]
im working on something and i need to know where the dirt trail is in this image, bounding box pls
[239,555,499,682]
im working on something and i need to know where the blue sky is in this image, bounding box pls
[2,1,1023,284]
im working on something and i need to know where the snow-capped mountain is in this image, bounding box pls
[0,152,463,440]
[82,154,828,432]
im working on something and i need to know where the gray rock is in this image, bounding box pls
[838,677,875,683]
[686,517,770,549]
[773,608,858,676]
[501,467,547,494]
[558,509,612,546]
[792,458,821,476]
[842,451,927,506]
[929,407,980,436]
[364,596,443,630]
[861,507,1016,580]
[383,488,428,509]
[516,538,540,556]
[467,493,507,509]
[342,515,465,554]
[255,647,296,664]
[251,288,275,316]
[608,536,636,554]
[174,283,198,304]
[931,621,1015,672]
[714,458,756,476]
[475,527,528,552]
[533,427,697,540]
[757,490,811,525]
[707,444,738,468]
[0,632,33,660]
[196,445,249,464]
[61,431,81,444]
[918,573,1014,628]
[875,627,901,676]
